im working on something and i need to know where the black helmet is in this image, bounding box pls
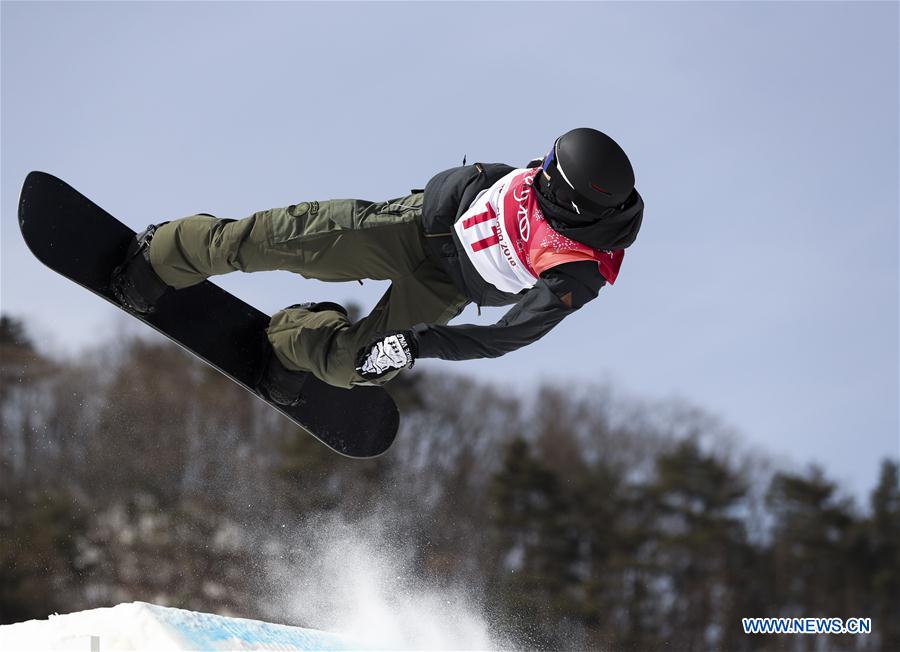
[539,128,635,215]
[534,128,644,250]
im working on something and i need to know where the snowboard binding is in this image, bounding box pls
[256,339,309,407]
[110,224,171,314]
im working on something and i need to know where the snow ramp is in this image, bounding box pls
[0,602,362,651]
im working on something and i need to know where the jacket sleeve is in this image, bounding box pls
[411,261,606,361]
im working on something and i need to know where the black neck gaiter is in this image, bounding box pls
[535,173,644,251]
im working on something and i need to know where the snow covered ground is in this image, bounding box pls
[0,602,361,651]
[0,515,507,650]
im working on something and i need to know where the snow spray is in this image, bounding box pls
[260,512,512,650]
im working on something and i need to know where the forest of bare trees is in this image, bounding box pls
[1,314,897,651]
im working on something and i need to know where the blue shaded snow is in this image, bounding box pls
[141,602,362,651]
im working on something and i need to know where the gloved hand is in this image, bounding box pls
[355,330,417,381]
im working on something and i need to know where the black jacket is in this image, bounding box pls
[412,162,610,361]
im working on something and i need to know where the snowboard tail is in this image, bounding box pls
[18,171,398,458]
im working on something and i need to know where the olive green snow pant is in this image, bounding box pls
[147,193,468,388]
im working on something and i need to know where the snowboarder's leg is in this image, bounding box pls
[147,194,428,288]
[265,258,467,388]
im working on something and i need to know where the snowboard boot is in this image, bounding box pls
[257,344,309,407]
[110,224,171,314]
[255,302,349,407]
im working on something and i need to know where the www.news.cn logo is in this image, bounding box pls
[742,617,872,635]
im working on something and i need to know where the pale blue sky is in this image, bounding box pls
[2,2,897,497]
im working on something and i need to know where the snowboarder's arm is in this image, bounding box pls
[411,261,606,361]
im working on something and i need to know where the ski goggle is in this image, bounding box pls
[541,139,582,214]
[541,141,557,174]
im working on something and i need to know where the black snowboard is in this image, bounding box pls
[18,171,398,458]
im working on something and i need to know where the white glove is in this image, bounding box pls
[355,331,417,381]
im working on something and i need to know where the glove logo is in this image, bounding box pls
[355,331,417,382]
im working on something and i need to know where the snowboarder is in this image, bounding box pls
[111,128,644,406]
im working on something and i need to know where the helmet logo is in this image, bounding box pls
[590,182,612,196]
